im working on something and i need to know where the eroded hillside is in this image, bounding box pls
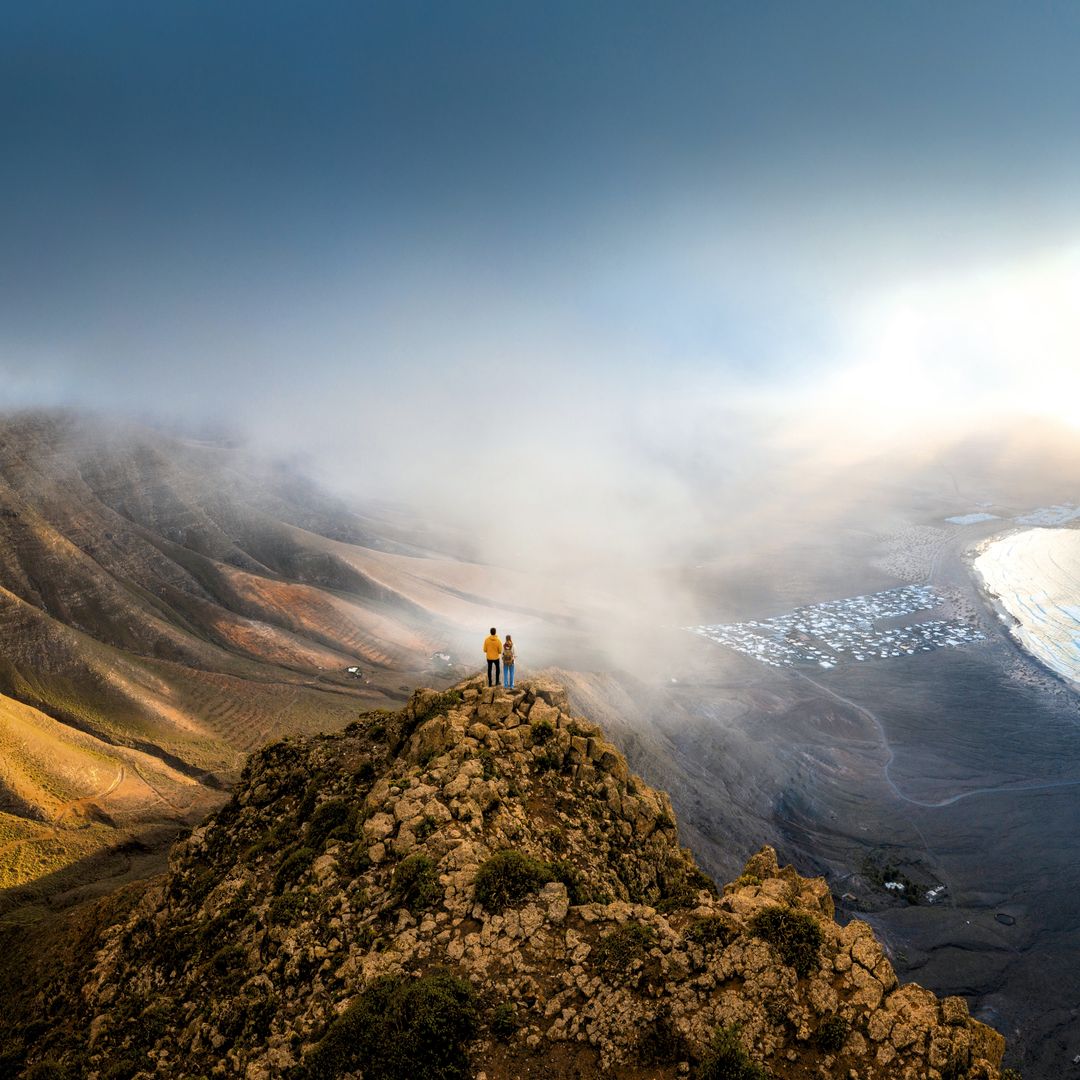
[8,677,1005,1079]
[0,411,571,907]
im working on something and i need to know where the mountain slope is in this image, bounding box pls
[4,677,1006,1079]
[0,411,583,908]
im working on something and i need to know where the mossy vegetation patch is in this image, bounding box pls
[273,845,316,894]
[814,1014,849,1052]
[636,1007,690,1066]
[392,853,441,913]
[488,1001,520,1040]
[748,905,823,979]
[296,969,478,1080]
[530,718,555,744]
[656,857,717,912]
[270,889,316,925]
[592,922,658,973]
[413,689,465,725]
[473,850,555,913]
[685,914,734,949]
[695,1024,769,1080]
[306,798,355,847]
[533,747,564,773]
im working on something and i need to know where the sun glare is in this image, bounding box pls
[821,245,1080,435]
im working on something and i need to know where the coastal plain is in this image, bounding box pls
[672,508,1080,1080]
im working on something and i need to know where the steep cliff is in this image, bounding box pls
[13,677,1006,1079]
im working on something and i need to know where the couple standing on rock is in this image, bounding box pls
[483,628,516,688]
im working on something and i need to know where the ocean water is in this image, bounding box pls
[975,528,1080,686]
[946,512,1000,525]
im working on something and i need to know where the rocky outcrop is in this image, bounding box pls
[21,677,1006,1079]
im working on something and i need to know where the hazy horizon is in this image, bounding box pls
[3,2,1079,578]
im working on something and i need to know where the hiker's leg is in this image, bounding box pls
[495,659,501,686]
[487,659,494,686]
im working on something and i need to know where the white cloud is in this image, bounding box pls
[800,242,1080,443]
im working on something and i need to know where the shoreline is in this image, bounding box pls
[970,527,1080,692]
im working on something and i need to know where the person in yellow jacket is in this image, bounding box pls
[483,627,503,686]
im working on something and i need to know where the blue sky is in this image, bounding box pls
[2,2,1079,483]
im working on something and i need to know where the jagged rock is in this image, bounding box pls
[16,676,1007,1080]
[527,699,560,729]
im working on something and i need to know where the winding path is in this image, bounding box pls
[795,670,1080,809]
[0,765,126,863]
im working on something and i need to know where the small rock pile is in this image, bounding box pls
[24,677,1005,1079]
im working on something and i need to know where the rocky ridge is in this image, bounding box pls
[22,677,1006,1079]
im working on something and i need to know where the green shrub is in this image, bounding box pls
[637,1008,690,1065]
[274,846,316,894]
[24,1062,79,1080]
[307,798,353,846]
[489,1002,520,1040]
[763,993,790,1028]
[543,825,568,853]
[473,850,554,913]
[748,905,823,979]
[685,915,733,949]
[392,854,441,913]
[297,774,327,822]
[549,858,588,905]
[137,1001,174,1042]
[238,988,278,1041]
[100,1058,142,1080]
[592,922,658,973]
[696,1024,768,1080]
[732,873,762,889]
[343,840,372,876]
[270,889,314,925]
[300,969,477,1080]
[814,1015,848,1052]
[414,689,465,724]
[197,896,249,952]
[211,943,245,971]
[533,748,563,773]
[242,818,293,863]
[531,719,555,744]
[209,944,247,988]
[657,859,717,912]
[415,814,440,841]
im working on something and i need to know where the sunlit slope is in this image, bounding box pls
[0,689,212,892]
